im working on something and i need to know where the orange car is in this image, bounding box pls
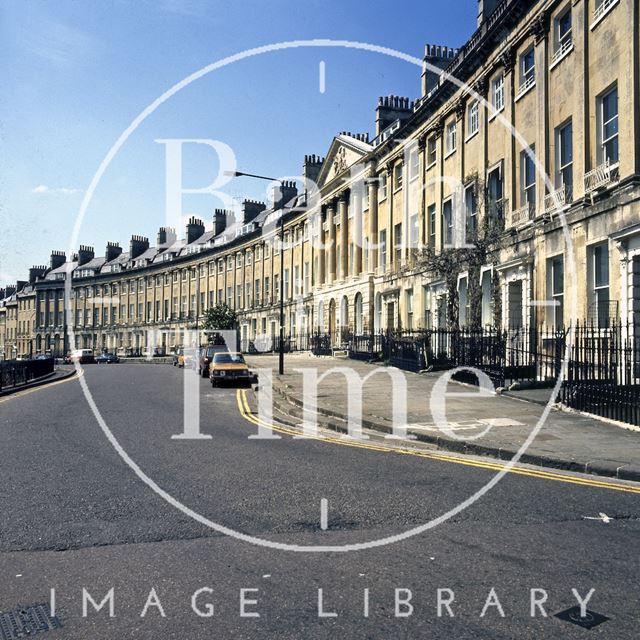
[209,352,252,387]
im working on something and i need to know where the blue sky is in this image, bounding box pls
[0,0,477,284]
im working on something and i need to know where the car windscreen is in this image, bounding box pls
[213,353,245,364]
[206,346,227,357]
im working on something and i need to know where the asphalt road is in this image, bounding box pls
[0,363,639,639]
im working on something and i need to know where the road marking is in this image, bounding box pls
[582,513,611,523]
[236,390,640,495]
[0,370,80,405]
[479,418,525,427]
[319,60,326,93]
[320,498,328,530]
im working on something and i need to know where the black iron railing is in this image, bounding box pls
[0,358,54,392]
[559,321,640,426]
[238,322,640,427]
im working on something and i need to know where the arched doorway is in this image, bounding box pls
[354,292,363,335]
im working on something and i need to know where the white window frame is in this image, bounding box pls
[598,85,619,166]
[408,146,419,182]
[592,0,619,28]
[393,163,403,191]
[427,136,437,167]
[467,101,479,138]
[379,229,387,267]
[378,173,388,201]
[548,255,564,329]
[520,146,536,208]
[445,121,457,155]
[442,199,453,246]
[465,184,477,239]
[555,120,573,192]
[409,213,419,250]
[553,6,572,61]
[492,74,504,113]
[589,242,610,327]
[518,46,536,94]
[428,204,437,246]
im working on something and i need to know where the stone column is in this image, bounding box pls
[327,201,336,282]
[367,175,379,273]
[353,187,363,277]
[317,207,326,285]
[339,193,349,279]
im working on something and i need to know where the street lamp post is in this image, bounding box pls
[224,170,286,375]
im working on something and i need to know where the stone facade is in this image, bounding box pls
[1,0,639,358]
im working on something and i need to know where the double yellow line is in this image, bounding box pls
[236,389,640,495]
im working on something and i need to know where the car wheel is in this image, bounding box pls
[210,378,216,387]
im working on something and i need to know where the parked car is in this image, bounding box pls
[209,352,252,387]
[96,352,120,364]
[197,343,229,378]
[71,349,95,364]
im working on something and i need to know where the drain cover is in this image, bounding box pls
[0,603,62,639]
[555,606,609,630]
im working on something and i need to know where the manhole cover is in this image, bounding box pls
[0,603,62,639]
[555,606,609,630]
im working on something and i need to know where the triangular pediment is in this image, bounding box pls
[316,134,373,188]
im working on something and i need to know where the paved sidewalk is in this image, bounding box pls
[245,353,640,481]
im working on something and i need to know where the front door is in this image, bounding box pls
[386,301,395,331]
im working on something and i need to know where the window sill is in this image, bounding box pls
[591,0,619,30]
[426,160,437,171]
[488,106,505,123]
[550,43,574,71]
[465,129,479,144]
[444,148,457,160]
[515,80,536,103]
